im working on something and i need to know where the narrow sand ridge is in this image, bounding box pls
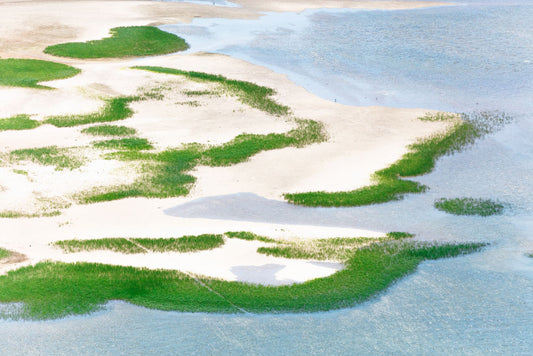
[0,0,451,285]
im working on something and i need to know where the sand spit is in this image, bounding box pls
[0,0,450,285]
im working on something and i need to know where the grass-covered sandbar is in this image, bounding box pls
[0,0,499,330]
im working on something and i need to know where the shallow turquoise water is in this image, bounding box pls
[1,1,532,354]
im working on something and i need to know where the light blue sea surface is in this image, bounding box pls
[1,0,532,354]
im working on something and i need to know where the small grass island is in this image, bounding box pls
[0,58,80,89]
[44,26,189,58]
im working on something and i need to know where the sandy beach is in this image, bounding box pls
[0,0,452,284]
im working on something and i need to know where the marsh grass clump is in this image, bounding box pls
[0,197,71,219]
[0,115,41,131]
[285,111,513,207]
[134,235,225,253]
[12,169,29,176]
[183,90,219,97]
[0,237,486,319]
[79,120,325,203]
[93,138,153,151]
[45,97,136,128]
[201,119,326,166]
[44,26,189,59]
[81,125,137,137]
[133,66,291,116]
[255,232,415,261]
[0,248,10,260]
[78,147,201,203]
[0,59,80,89]
[434,197,505,216]
[55,235,225,254]
[225,231,277,243]
[54,238,145,254]
[10,146,85,170]
[0,209,63,219]
[418,112,460,122]
[175,100,201,107]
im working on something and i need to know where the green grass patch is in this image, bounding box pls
[10,146,84,170]
[0,248,10,260]
[54,238,145,254]
[93,138,153,151]
[285,111,512,207]
[225,231,277,243]
[44,26,188,59]
[0,210,62,219]
[81,125,136,137]
[255,232,414,261]
[434,197,505,216]
[134,234,224,253]
[418,112,459,122]
[183,90,218,96]
[0,59,80,89]
[79,119,324,203]
[133,66,290,116]
[201,120,325,166]
[44,97,136,128]
[55,234,225,254]
[12,169,29,176]
[0,115,41,131]
[176,100,201,107]
[0,238,486,319]
[78,147,201,203]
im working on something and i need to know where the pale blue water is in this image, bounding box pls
[1,1,532,354]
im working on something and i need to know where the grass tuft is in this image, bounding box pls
[81,125,136,137]
[54,235,225,254]
[93,138,153,151]
[0,59,80,89]
[418,112,460,122]
[54,238,145,254]
[0,115,41,131]
[10,146,84,170]
[0,248,10,260]
[434,197,505,216]
[44,26,188,59]
[134,235,224,253]
[225,231,276,243]
[44,97,136,128]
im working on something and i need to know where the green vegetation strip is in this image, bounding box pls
[93,138,153,151]
[81,125,137,137]
[79,118,325,203]
[44,97,135,128]
[285,111,512,207]
[54,234,225,254]
[44,26,188,59]
[0,59,80,89]
[0,115,40,131]
[133,66,290,116]
[434,197,504,216]
[0,237,485,319]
